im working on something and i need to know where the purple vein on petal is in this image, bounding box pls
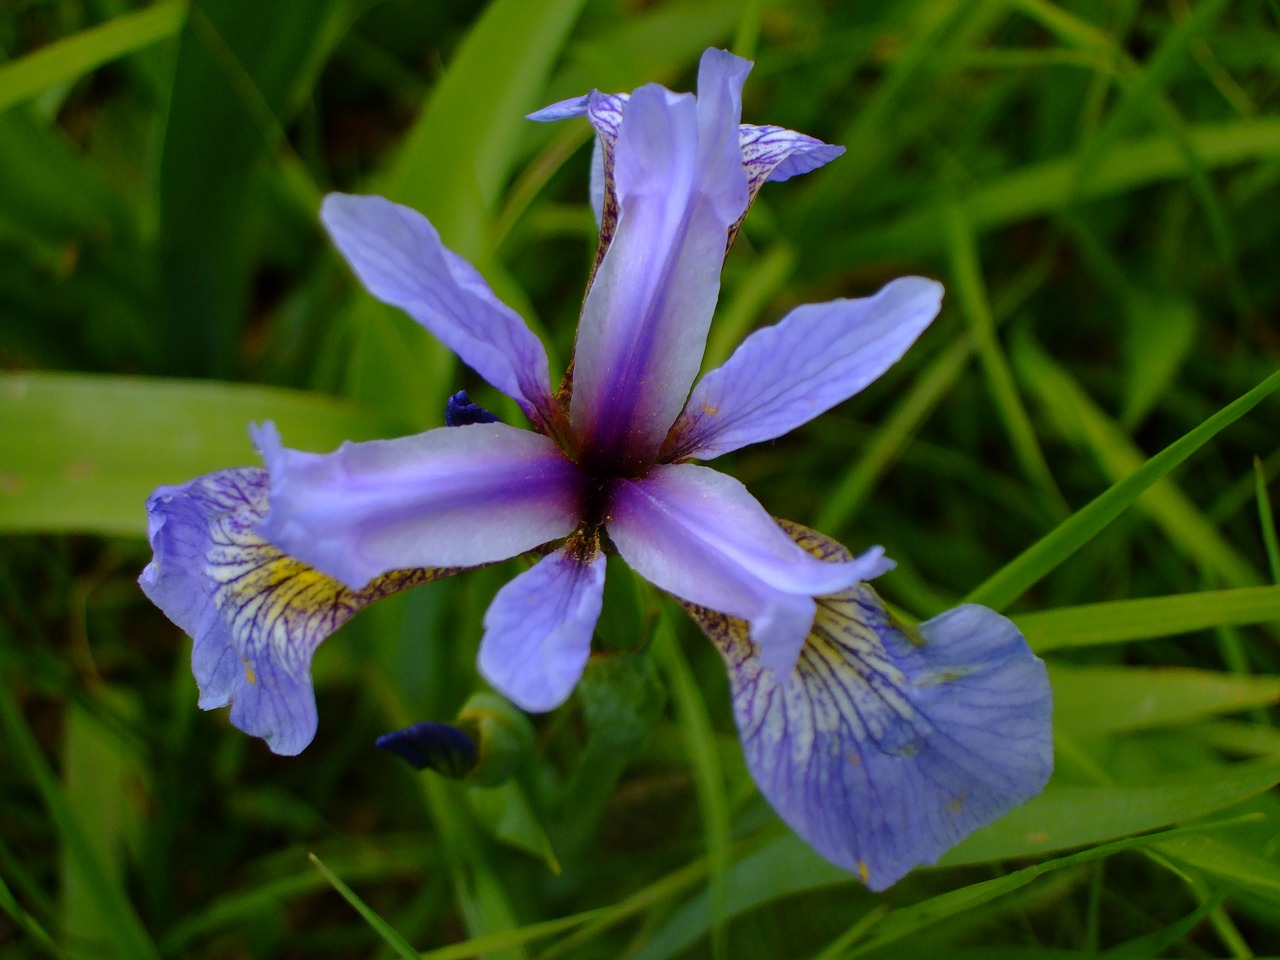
[683,521,1053,891]
[140,467,450,755]
[320,193,560,431]
[666,277,943,462]
[568,51,750,469]
[254,421,585,590]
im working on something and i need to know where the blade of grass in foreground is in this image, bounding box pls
[836,817,1260,960]
[0,0,184,114]
[1017,585,1280,651]
[964,368,1280,611]
[1015,335,1261,587]
[308,854,418,960]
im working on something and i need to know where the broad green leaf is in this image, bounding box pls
[0,1,185,115]
[0,373,398,536]
[1051,664,1280,737]
[555,639,665,854]
[1017,585,1280,652]
[964,366,1280,610]
[944,755,1280,864]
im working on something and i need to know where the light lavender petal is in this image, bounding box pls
[684,522,1053,891]
[570,50,751,470]
[140,468,447,755]
[254,421,585,590]
[320,193,560,431]
[478,540,606,713]
[665,277,943,461]
[606,463,889,676]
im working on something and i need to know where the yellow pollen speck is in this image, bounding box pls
[857,860,870,885]
[700,403,718,416]
[945,794,965,814]
[1026,831,1050,844]
[242,658,257,685]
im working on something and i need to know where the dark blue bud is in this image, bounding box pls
[445,391,501,427]
[375,722,478,777]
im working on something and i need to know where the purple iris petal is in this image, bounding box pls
[478,542,606,713]
[530,78,843,250]
[568,51,750,469]
[530,91,624,237]
[684,522,1051,890]
[254,421,585,590]
[606,463,890,676]
[665,277,944,462]
[140,468,446,755]
[320,193,560,431]
[739,124,846,189]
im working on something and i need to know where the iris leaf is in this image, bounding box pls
[1050,664,1280,737]
[0,1,185,115]
[0,372,398,536]
[1017,586,1280,652]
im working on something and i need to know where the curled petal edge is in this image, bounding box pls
[140,467,453,755]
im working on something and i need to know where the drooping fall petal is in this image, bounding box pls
[684,523,1053,890]
[140,468,449,755]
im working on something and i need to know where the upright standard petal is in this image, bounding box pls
[320,193,560,431]
[530,63,844,262]
[665,277,943,461]
[478,538,606,713]
[569,50,751,470]
[255,421,585,590]
[606,463,890,676]
[140,468,448,755]
[684,522,1053,891]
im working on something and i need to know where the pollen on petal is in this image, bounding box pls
[141,467,452,755]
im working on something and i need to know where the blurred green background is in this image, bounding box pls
[2,0,1280,957]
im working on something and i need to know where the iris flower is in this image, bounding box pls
[141,49,1051,889]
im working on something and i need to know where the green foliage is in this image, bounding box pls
[1,1,1279,958]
